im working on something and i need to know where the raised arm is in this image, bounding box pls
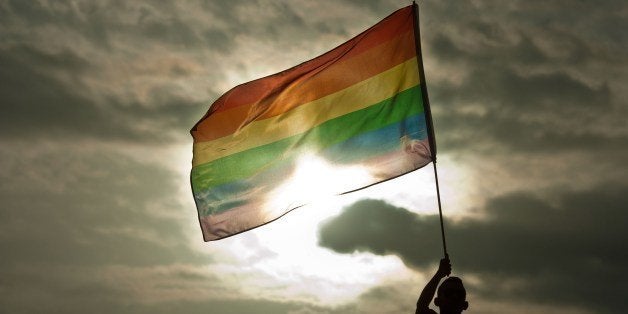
[416,255,451,314]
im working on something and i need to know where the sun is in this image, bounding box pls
[262,153,375,218]
[234,154,413,305]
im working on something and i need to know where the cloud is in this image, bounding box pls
[0,264,329,314]
[318,199,442,268]
[2,1,627,313]
[418,0,628,156]
[318,184,628,313]
[0,1,225,142]
[2,0,626,149]
[1,60,198,142]
[338,282,419,314]
[132,299,325,314]
[0,139,353,314]
[0,1,398,144]
[0,42,210,142]
[0,143,205,268]
[0,141,231,313]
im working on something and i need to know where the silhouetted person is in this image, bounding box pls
[416,255,468,314]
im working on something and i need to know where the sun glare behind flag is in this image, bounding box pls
[191,4,435,241]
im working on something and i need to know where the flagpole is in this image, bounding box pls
[412,1,448,257]
[432,161,448,257]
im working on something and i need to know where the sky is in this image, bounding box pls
[1,0,627,313]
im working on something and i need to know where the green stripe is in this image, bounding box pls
[192,85,424,191]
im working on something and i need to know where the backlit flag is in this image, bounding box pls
[191,4,436,241]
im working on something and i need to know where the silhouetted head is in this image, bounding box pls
[434,277,468,314]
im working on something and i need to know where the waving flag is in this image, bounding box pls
[191,4,435,241]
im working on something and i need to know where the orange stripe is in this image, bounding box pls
[194,30,416,143]
[208,6,412,113]
[191,6,414,142]
[192,58,420,166]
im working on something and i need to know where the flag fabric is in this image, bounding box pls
[191,4,435,241]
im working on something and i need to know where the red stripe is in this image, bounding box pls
[191,5,414,134]
[193,31,416,143]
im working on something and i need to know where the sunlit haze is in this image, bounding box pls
[2,1,627,313]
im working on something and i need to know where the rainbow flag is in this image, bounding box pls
[191,4,435,241]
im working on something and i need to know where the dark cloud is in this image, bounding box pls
[132,2,208,49]
[0,45,104,138]
[2,0,112,48]
[0,44,206,141]
[132,299,328,314]
[419,0,628,156]
[436,66,611,111]
[342,283,418,314]
[1,0,371,143]
[1,1,627,313]
[1,265,130,314]
[318,184,628,313]
[0,0,228,142]
[203,28,233,53]
[0,145,205,268]
[1,264,327,314]
[430,67,624,155]
[318,199,443,268]
[2,1,181,49]
[0,143,218,312]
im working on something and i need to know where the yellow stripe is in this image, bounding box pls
[192,57,420,167]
